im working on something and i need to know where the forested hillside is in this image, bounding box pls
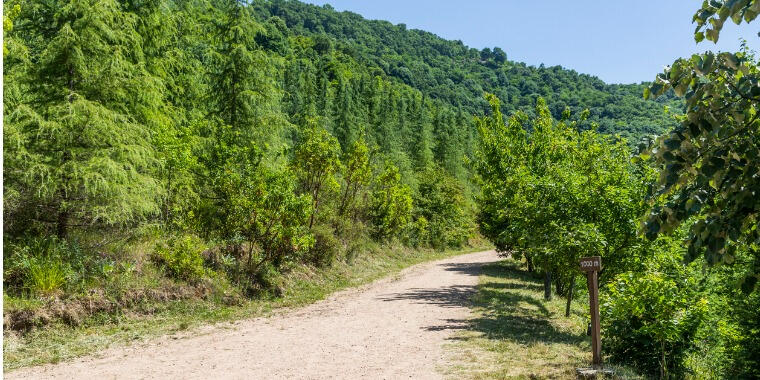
[251,0,683,142]
[3,0,678,301]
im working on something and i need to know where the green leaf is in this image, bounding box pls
[706,28,720,42]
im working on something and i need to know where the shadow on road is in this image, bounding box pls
[437,261,485,277]
[377,284,477,309]
[376,258,585,347]
[376,259,485,309]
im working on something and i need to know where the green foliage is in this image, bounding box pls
[26,260,68,296]
[208,0,282,146]
[602,237,706,378]
[644,3,760,290]
[339,137,372,217]
[3,3,702,371]
[308,224,340,267]
[475,94,646,284]
[197,160,313,284]
[293,121,342,228]
[413,167,473,249]
[406,216,430,248]
[370,163,413,240]
[252,0,681,145]
[4,0,163,238]
[603,270,705,378]
[691,0,760,43]
[3,237,90,296]
[3,2,21,56]
[151,235,206,282]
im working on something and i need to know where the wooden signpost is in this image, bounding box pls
[579,256,602,367]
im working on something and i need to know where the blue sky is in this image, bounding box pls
[305,1,760,84]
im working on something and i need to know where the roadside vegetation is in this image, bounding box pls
[3,0,482,368]
[471,2,760,378]
[2,0,671,358]
[3,242,488,371]
[446,259,643,379]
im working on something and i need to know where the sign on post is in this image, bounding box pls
[579,256,602,367]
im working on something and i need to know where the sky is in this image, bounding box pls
[305,1,760,84]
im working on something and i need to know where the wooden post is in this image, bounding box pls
[579,256,602,367]
[587,270,601,366]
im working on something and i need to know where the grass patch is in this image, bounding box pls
[3,243,489,372]
[444,258,641,380]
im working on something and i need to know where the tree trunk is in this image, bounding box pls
[526,253,534,272]
[660,340,667,379]
[565,275,575,317]
[309,187,320,229]
[338,180,352,215]
[544,271,552,300]
[56,209,69,239]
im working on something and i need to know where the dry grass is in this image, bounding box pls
[445,259,634,380]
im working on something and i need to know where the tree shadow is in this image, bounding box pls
[375,261,487,308]
[480,281,544,293]
[457,261,587,346]
[376,259,586,347]
[438,261,486,277]
[377,284,477,308]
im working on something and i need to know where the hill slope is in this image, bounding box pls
[252,0,682,143]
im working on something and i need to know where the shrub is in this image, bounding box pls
[602,270,706,378]
[151,234,206,282]
[370,163,413,240]
[309,224,340,267]
[413,167,473,249]
[405,216,429,248]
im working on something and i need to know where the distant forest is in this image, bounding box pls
[251,0,683,143]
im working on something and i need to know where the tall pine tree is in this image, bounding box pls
[4,0,163,238]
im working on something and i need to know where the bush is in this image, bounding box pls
[602,270,706,378]
[370,163,413,240]
[309,224,340,267]
[405,216,429,248]
[151,234,206,282]
[413,167,473,249]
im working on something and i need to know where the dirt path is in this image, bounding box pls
[7,250,499,380]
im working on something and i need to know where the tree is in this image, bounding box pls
[644,0,760,291]
[207,0,282,148]
[4,0,163,238]
[492,47,507,65]
[370,162,413,239]
[3,2,21,57]
[339,136,371,217]
[413,167,473,249]
[293,121,342,229]
[475,94,645,302]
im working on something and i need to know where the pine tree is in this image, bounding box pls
[5,0,163,238]
[207,0,281,149]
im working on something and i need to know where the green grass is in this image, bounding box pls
[444,259,642,380]
[3,243,489,372]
